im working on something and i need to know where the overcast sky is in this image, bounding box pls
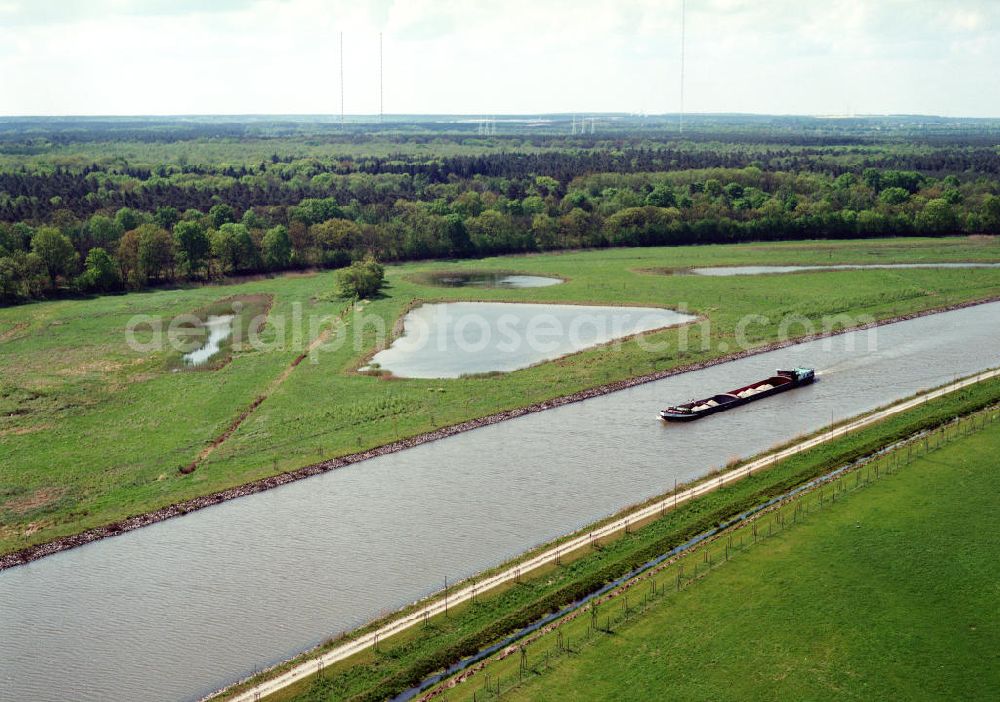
[0,0,997,117]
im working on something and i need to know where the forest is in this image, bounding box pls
[2,115,1000,302]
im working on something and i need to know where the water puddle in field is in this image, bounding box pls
[426,272,563,288]
[182,315,234,366]
[689,263,1000,276]
[364,302,696,378]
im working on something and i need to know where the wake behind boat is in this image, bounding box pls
[659,367,816,422]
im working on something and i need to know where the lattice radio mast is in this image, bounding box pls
[339,31,345,126]
[680,0,686,134]
[378,32,384,124]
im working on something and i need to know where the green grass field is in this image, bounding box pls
[2,236,1000,555]
[489,416,1000,701]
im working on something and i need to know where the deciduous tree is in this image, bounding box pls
[31,226,78,288]
[173,220,210,277]
[983,195,1000,232]
[915,199,958,235]
[262,225,292,270]
[80,247,121,292]
[209,203,236,229]
[136,224,175,281]
[335,257,385,299]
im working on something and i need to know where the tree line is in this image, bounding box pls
[3,163,999,303]
[5,143,1000,223]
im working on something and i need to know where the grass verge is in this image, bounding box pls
[450,408,1000,701]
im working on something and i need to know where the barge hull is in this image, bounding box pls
[660,368,815,422]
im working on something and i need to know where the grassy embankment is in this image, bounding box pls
[2,236,1000,555]
[443,404,1000,702]
[218,373,1000,702]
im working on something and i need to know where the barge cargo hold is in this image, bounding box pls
[659,367,816,422]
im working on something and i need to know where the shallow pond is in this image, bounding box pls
[366,302,696,378]
[182,315,234,366]
[3,302,1000,702]
[689,263,1000,276]
[426,272,563,288]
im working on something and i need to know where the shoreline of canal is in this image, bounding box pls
[210,369,1000,702]
[3,293,1000,573]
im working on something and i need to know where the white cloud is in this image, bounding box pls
[0,0,997,116]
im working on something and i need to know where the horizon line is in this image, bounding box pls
[1,111,999,121]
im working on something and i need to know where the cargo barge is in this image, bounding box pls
[659,367,815,422]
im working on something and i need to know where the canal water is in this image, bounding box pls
[2,302,999,702]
